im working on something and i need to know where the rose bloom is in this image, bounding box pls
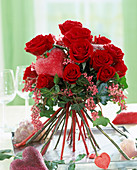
[97,65,116,82]
[63,26,92,47]
[23,65,38,80]
[36,74,54,89]
[70,39,93,63]
[104,44,124,63]
[91,50,113,70]
[25,34,54,56]
[59,20,82,35]
[114,60,128,78]
[93,35,111,44]
[63,63,81,84]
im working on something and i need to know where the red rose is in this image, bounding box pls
[97,65,116,82]
[70,39,93,63]
[114,60,127,78]
[23,65,38,80]
[63,63,81,84]
[36,74,54,89]
[93,35,111,44]
[59,20,82,35]
[104,44,124,63]
[91,50,113,70]
[25,34,54,56]
[63,26,92,47]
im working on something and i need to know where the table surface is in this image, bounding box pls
[0,103,137,170]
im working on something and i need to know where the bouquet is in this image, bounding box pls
[15,20,129,169]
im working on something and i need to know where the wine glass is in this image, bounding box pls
[16,65,30,118]
[0,69,16,131]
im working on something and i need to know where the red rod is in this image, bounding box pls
[74,111,89,156]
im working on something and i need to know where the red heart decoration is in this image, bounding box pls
[94,152,110,169]
[10,146,47,170]
[35,48,66,78]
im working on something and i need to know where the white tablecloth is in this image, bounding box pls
[0,104,137,170]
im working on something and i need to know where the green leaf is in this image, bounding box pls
[115,72,120,81]
[76,75,89,86]
[71,86,83,93]
[54,74,60,84]
[58,101,67,107]
[14,152,22,160]
[40,109,55,118]
[93,116,110,127]
[98,111,102,117]
[29,91,34,98]
[46,98,54,107]
[0,153,12,161]
[97,83,110,105]
[44,160,64,170]
[71,103,85,111]
[54,85,60,93]
[0,149,12,153]
[119,76,128,89]
[68,163,75,170]
[52,160,65,164]
[75,154,86,162]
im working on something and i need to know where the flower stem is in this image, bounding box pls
[41,110,64,155]
[80,109,100,149]
[96,125,130,160]
[83,109,130,160]
[109,122,128,138]
[60,103,70,160]
[74,111,89,156]
[78,111,98,157]
[54,118,65,150]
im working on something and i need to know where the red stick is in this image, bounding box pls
[74,111,89,156]
[14,131,36,147]
[41,141,50,156]
[60,103,69,160]
[72,110,76,152]
[14,107,62,148]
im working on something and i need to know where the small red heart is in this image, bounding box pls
[10,146,47,170]
[35,48,66,78]
[89,153,96,159]
[94,152,110,169]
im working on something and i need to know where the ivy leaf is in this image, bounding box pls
[71,86,83,93]
[44,160,65,170]
[46,98,54,107]
[58,101,67,107]
[54,85,60,93]
[76,75,89,86]
[68,163,75,170]
[54,74,60,84]
[40,109,55,118]
[75,153,86,162]
[52,160,65,164]
[71,103,85,111]
[93,116,110,127]
[97,83,110,105]
[0,153,12,161]
[44,160,58,170]
[14,152,23,160]
[119,76,128,89]
[0,149,12,153]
